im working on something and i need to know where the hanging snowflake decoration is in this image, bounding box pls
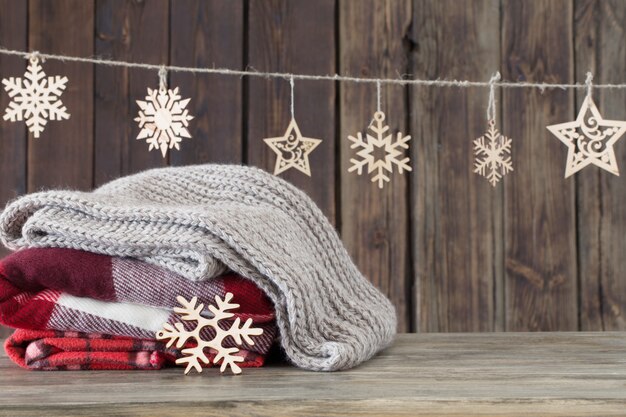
[473,120,513,186]
[2,56,70,138]
[348,111,412,188]
[156,293,263,375]
[135,86,193,157]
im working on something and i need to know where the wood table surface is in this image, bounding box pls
[0,332,625,416]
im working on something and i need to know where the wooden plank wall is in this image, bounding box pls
[1,0,626,334]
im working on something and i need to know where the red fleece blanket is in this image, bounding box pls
[0,248,277,362]
[5,329,265,370]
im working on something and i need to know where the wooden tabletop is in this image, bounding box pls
[0,332,625,416]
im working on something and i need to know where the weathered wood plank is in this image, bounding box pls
[28,0,94,191]
[247,0,337,222]
[2,0,626,337]
[340,0,412,332]
[94,0,168,186]
[574,0,626,331]
[0,0,26,337]
[0,0,27,262]
[94,0,130,186]
[410,0,503,332]
[169,0,243,166]
[502,0,578,330]
[1,333,625,416]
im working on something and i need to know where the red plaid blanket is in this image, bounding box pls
[0,248,277,355]
[5,329,265,371]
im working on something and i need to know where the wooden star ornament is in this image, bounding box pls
[264,119,321,176]
[547,96,626,178]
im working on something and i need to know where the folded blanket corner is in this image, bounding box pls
[5,329,266,371]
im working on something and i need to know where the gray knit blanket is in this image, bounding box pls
[0,164,396,371]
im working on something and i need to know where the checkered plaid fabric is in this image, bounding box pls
[5,329,266,371]
[0,248,278,370]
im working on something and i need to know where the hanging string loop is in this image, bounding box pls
[158,66,168,93]
[486,71,501,123]
[376,79,382,113]
[289,75,295,120]
[27,50,40,65]
[585,71,594,105]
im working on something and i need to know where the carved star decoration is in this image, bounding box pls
[547,96,626,178]
[264,119,322,176]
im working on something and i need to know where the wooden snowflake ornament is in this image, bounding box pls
[473,120,513,186]
[2,55,70,138]
[348,111,412,188]
[156,293,263,375]
[135,70,193,158]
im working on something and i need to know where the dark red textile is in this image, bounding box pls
[5,329,265,371]
[0,248,115,299]
[0,248,276,337]
[0,248,278,368]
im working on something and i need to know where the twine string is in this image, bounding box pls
[585,71,593,105]
[487,72,501,122]
[158,66,168,93]
[289,75,295,120]
[376,79,382,113]
[0,46,623,91]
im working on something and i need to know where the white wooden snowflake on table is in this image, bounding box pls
[473,120,513,186]
[348,111,412,188]
[2,57,70,138]
[156,293,263,375]
[135,87,193,157]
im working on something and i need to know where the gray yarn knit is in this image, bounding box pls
[0,164,397,371]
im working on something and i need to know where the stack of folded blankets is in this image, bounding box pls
[0,248,276,370]
[0,164,397,372]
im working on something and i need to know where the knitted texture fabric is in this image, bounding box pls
[0,164,397,371]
